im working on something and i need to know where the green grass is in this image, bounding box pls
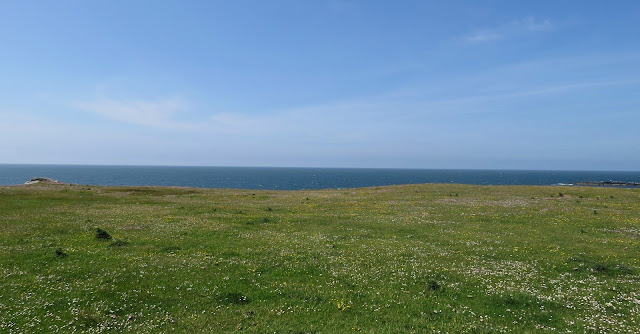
[1,183,639,333]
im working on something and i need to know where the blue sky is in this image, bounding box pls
[1,0,639,170]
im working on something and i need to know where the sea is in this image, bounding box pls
[1,164,640,190]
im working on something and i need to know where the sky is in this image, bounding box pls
[1,0,639,170]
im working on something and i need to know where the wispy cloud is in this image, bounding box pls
[207,78,640,140]
[412,78,640,111]
[465,17,553,44]
[76,97,194,129]
[208,107,368,142]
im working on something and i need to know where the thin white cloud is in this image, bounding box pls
[466,31,502,43]
[208,78,640,137]
[207,100,396,148]
[415,78,640,111]
[518,17,553,32]
[465,17,552,44]
[76,97,194,129]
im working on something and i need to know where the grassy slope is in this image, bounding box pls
[1,183,639,333]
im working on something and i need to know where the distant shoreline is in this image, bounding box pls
[574,181,640,187]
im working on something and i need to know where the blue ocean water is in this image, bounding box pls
[1,164,639,190]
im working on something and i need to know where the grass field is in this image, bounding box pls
[1,183,639,333]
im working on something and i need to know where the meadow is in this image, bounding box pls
[1,182,639,333]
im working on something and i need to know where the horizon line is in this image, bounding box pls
[1,163,639,173]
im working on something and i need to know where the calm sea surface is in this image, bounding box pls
[1,164,639,190]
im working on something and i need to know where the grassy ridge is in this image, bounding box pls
[1,183,639,333]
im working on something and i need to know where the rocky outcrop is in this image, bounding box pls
[575,181,640,187]
[25,177,64,185]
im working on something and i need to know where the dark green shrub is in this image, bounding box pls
[95,228,112,240]
[55,248,67,258]
[428,280,441,291]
